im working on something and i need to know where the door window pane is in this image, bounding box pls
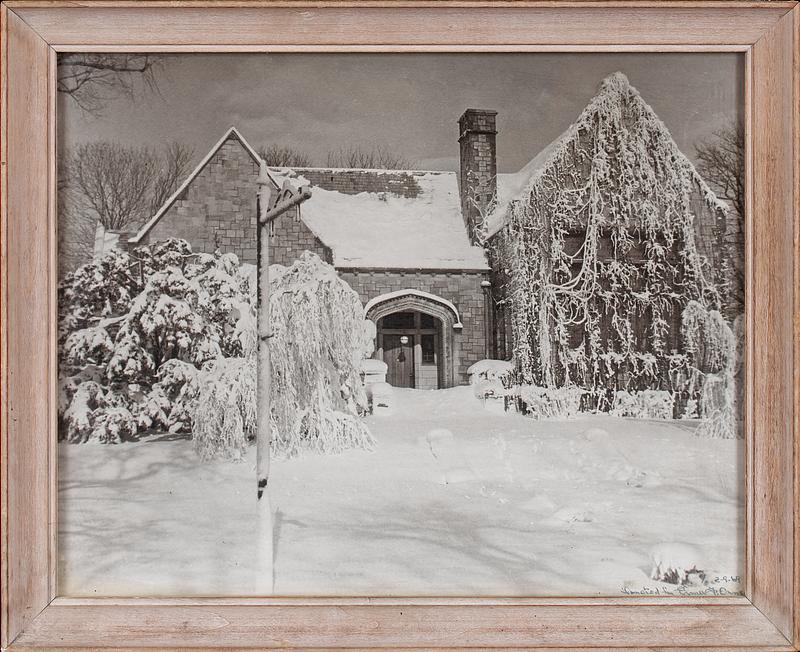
[421,334,436,364]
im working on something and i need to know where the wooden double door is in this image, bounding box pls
[383,334,415,388]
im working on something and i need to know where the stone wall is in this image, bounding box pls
[458,109,498,243]
[270,210,333,267]
[138,135,331,266]
[339,268,490,384]
[286,168,421,198]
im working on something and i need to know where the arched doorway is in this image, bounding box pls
[365,290,461,389]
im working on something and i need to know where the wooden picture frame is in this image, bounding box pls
[1,1,798,649]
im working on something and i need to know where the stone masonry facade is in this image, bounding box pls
[132,131,492,388]
[339,269,490,384]
[137,135,330,267]
[458,109,498,243]
[289,168,421,198]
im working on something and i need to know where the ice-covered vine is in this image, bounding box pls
[487,73,736,428]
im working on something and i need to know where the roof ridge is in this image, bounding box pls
[268,165,455,175]
[128,127,275,245]
[484,71,727,240]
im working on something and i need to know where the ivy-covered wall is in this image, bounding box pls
[486,73,735,419]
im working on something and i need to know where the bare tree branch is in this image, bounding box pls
[695,122,744,218]
[695,121,745,314]
[326,145,413,170]
[57,54,163,116]
[57,164,97,278]
[149,141,195,214]
[258,144,313,168]
[64,141,193,234]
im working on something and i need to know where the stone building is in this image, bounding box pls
[109,73,728,396]
[124,126,491,390]
[482,73,730,411]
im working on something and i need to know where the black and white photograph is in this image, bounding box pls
[56,52,745,597]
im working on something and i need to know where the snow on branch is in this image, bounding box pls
[58,240,376,454]
[488,72,736,430]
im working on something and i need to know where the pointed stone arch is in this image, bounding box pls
[365,289,461,389]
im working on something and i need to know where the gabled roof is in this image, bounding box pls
[486,72,728,240]
[269,167,489,270]
[128,127,275,245]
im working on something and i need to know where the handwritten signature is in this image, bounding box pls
[621,576,743,597]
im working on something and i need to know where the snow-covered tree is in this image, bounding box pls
[267,251,375,455]
[58,239,254,443]
[59,241,376,452]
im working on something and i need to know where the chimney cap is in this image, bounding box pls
[459,108,498,140]
[460,108,498,117]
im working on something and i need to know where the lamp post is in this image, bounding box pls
[255,160,311,592]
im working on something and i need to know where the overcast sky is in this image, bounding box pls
[60,52,743,174]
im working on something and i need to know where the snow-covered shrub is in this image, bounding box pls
[59,242,375,454]
[639,389,675,419]
[62,380,137,444]
[192,357,256,461]
[108,267,223,381]
[639,389,673,420]
[682,301,738,438]
[511,385,584,419]
[695,373,736,439]
[467,359,515,383]
[269,251,375,455]
[91,406,138,444]
[609,391,639,418]
[62,325,115,369]
[62,381,105,442]
[58,239,254,444]
[610,389,674,419]
[138,359,200,433]
[467,359,514,400]
[681,398,699,420]
[58,249,141,341]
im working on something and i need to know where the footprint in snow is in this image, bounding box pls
[425,428,478,485]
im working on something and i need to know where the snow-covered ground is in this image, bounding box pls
[59,386,743,596]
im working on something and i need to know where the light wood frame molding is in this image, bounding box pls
[1,1,798,649]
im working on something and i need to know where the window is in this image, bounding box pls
[421,334,436,364]
[382,312,415,329]
[420,313,436,329]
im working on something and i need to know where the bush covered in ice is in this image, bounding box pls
[59,241,374,455]
[192,357,255,461]
[267,251,374,455]
[59,239,253,444]
[467,359,515,383]
[610,389,674,419]
[681,301,738,438]
[509,385,584,419]
[467,359,514,400]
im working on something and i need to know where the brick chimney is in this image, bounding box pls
[458,109,498,243]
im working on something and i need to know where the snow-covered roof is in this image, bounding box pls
[271,168,489,270]
[129,127,278,245]
[486,72,729,240]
